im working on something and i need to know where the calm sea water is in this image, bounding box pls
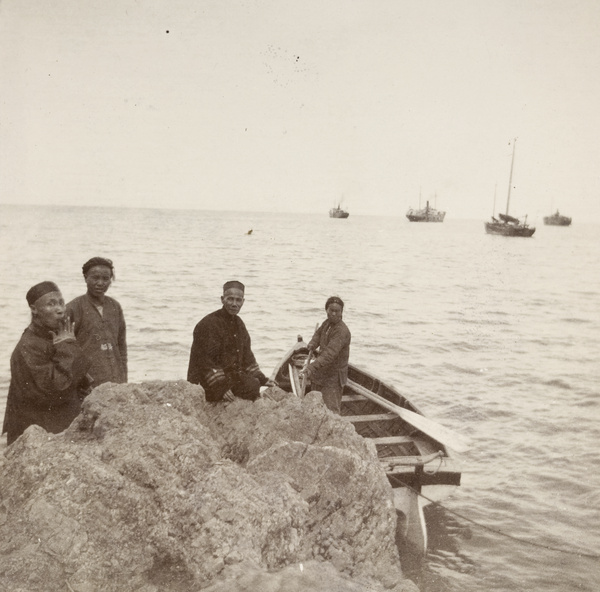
[1,204,599,591]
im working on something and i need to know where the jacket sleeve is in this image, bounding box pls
[309,324,351,373]
[187,318,228,390]
[19,338,91,403]
[307,323,324,351]
[241,323,268,386]
[117,302,128,380]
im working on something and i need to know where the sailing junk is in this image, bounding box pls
[485,139,535,237]
[485,212,535,237]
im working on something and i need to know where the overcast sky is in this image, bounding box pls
[2,0,600,221]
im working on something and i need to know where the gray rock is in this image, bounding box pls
[0,381,417,592]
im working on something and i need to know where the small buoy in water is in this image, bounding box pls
[247,229,253,235]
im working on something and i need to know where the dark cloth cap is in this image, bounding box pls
[26,281,60,306]
[325,296,344,310]
[223,280,245,293]
[82,257,114,277]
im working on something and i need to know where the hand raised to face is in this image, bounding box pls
[51,318,76,344]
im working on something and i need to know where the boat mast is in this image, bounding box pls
[506,138,517,216]
[492,183,497,217]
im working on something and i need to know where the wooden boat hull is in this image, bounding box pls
[271,339,462,553]
[484,221,535,237]
[484,140,537,237]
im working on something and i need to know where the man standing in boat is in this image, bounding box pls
[299,296,351,414]
[187,281,274,402]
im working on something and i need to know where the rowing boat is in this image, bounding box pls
[271,337,464,554]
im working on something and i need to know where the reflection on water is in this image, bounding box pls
[395,502,476,591]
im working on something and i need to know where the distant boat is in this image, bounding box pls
[329,204,349,218]
[543,210,572,226]
[406,200,445,223]
[484,139,535,237]
[406,190,445,222]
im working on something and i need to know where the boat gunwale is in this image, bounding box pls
[270,340,462,471]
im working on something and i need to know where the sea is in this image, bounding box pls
[0,204,599,591]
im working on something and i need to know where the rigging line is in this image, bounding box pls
[398,481,600,560]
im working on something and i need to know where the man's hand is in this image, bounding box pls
[51,318,76,344]
[265,379,278,388]
[222,389,236,402]
[298,367,312,380]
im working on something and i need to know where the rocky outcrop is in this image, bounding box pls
[0,381,417,592]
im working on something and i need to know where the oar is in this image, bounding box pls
[269,340,303,384]
[346,379,469,452]
[299,350,314,397]
[299,323,319,397]
[289,364,300,397]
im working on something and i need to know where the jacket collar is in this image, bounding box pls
[27,322,53,340]
[217,306,239,323]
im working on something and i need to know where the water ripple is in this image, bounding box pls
[1,206,599,592]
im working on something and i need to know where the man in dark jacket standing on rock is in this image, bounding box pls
[187,281,273,402]
[2,281,92,445]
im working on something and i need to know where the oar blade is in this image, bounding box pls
[347,379,469,452]
[289,364,300,397]
[395,406,470,453]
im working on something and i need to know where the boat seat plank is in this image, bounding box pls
[345,413,397,423]
[342,394,367,402]
[370,436,415,445]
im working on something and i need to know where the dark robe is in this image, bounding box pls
[67,294,127,385]
[2,323,92,445]
[307,319,351,414]
[187,307,267,402]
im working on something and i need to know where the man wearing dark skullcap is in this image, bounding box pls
[187,281,274,402]
[300,295,351,414]
[2,282,92,445]
[66,257,127,387]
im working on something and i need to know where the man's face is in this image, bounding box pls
[326,303,343,324]
[221,288,245,316]
[30,291,66,330]
[85,265,113,299]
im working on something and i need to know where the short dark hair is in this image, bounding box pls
[325,296,344,311]
[82,257,114,279]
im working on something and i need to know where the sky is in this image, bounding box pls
[1,0,600,221]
